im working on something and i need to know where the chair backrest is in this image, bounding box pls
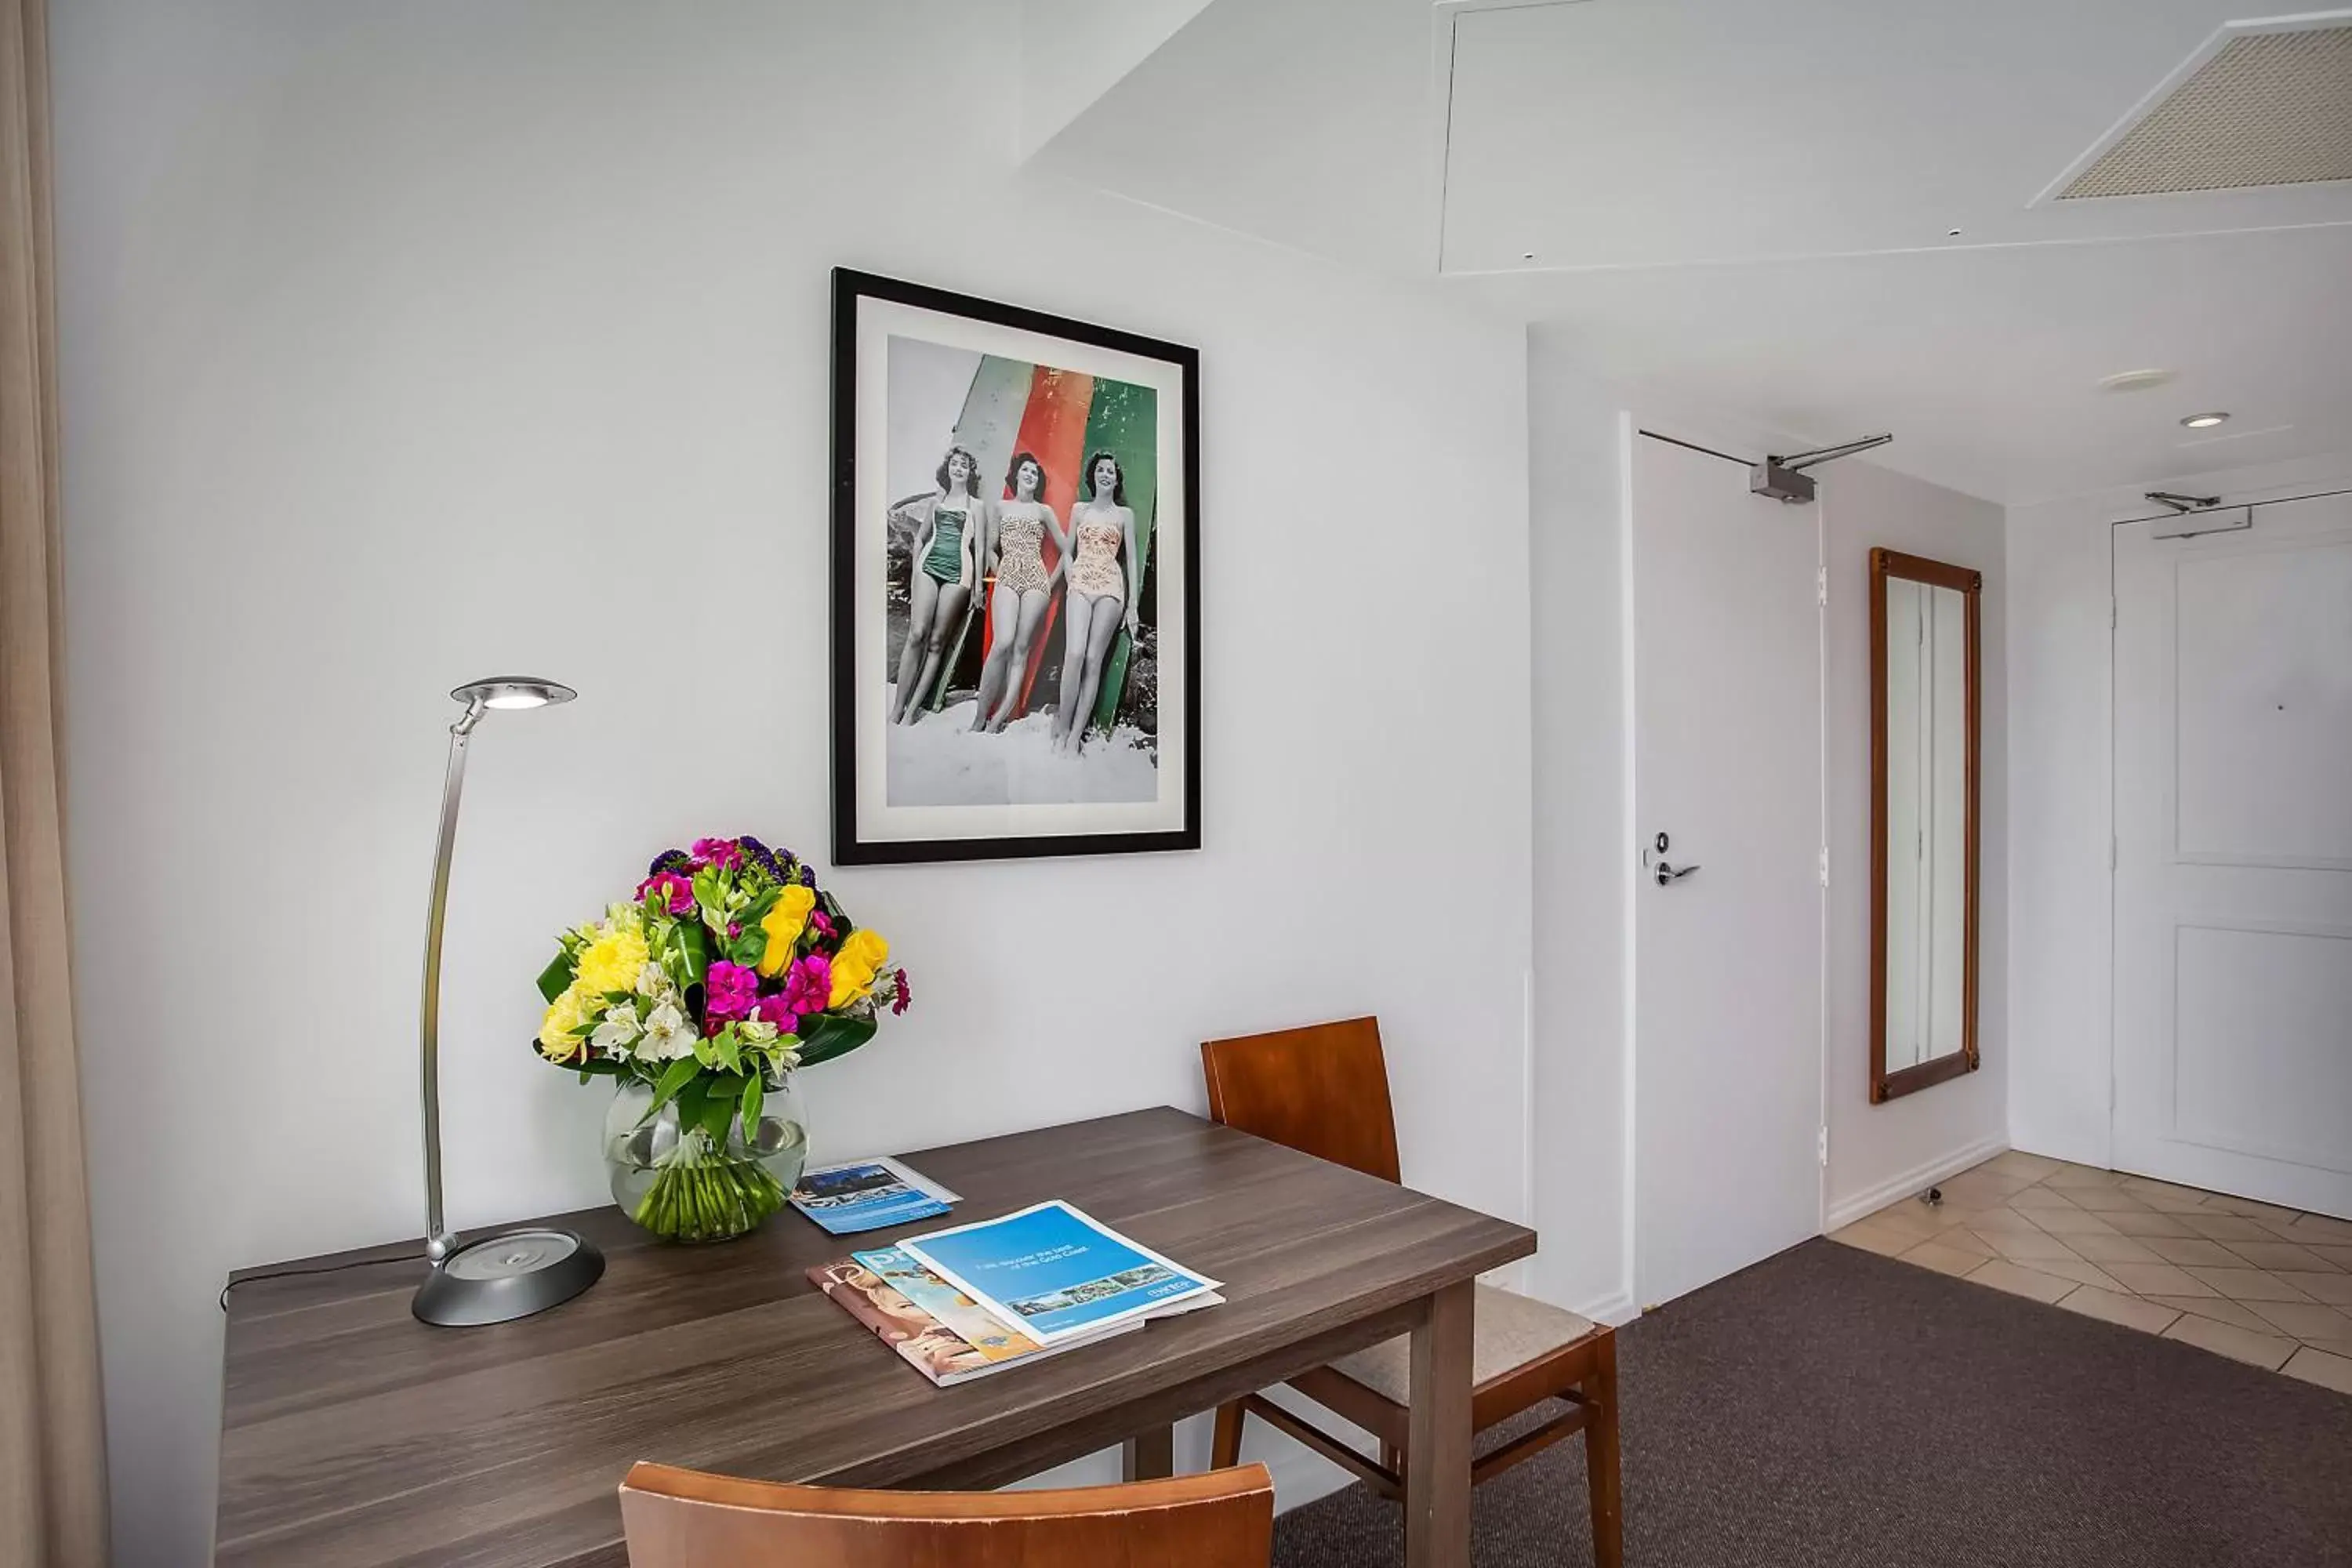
[618,1461,1275,1567]
[1200,1017,1401,1183]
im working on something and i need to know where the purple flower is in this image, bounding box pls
[779,954,831,1019]
[891,967,912,1015]
[647,848,691,877]
[704,961,760,1022]
[635,869,695,916]
[752,993,800,1035]
[690,837,744,871]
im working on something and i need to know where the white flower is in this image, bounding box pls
[634,961,670,999]
[738,1018,779,1046]
[637,1000,698,1062]
[590,1002,642,1056]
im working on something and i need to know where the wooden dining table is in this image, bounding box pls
[215,1105,1534,1567]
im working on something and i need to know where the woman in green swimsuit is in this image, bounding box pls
[887,445,984,726]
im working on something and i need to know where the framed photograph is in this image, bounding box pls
[830,269,1200,864]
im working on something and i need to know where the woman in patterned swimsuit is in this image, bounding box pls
[1052,450,1142,756]
[972,452,1072,733]
[887,445,984,726]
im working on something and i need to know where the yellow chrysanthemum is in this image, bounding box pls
[575,920,650,998]
[757,884,818,978]
[537,984,593,1062]
[828,927,891,1008]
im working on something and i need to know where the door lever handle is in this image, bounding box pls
[1654,861,1700,886]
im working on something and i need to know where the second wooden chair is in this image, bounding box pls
[1200,1016,1623,1568]
[619,1459,1275,1566]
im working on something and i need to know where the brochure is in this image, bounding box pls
[898,1200,1221,1345]
[790,1156,958,1236]
[805,1254,1140,1386]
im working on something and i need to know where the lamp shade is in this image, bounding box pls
[452,677,577,710]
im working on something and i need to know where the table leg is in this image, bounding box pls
[1123,1422,1174,1481]
[1404,1278,1473,1568]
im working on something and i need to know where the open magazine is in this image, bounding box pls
[897,1200,1221,1346]
[807,1247,1219,1387]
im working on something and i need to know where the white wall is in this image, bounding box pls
[2005,450,2352,1169]
[1822,461,2009,1225]
[49,5,1535,1561]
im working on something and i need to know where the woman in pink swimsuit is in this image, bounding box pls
[972,452,1071,733]
[1051,450,1142,756]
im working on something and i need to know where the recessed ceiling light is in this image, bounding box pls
[2099,368,2176,393]
[2180,411,2230,428]
[1521,251,1538,261]
[1946,227,1963,238]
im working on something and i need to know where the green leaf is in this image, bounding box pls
[711,1026,743,1076]
[535,949,575,1004]
[794,1011,877,1069]
[739,1077,764,1141]
[675,923,710,985]
[699,1086,737,1146]
[649,1054,701,1110]
[674,1077,707,1142]
[727,928,768,967]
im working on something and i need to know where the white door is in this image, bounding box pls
[1630,427,1825,1307]
[2114,493,2352,1219]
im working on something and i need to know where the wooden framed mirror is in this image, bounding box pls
[1870,548,1982,1103]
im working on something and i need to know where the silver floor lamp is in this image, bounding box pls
[411,677,606,1327]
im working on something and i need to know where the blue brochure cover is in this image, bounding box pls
[790,1157,958,1236]
[898,1200,1221,1345]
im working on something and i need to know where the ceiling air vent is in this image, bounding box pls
[2054,18,2352,199]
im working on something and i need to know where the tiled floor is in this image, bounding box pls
[1830,1150,2352,1396]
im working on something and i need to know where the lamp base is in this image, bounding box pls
[412,1228,604,1327]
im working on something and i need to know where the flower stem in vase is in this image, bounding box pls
[631,1127,792,1242]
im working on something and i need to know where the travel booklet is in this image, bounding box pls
[789,1156,958,1236]
[808,1247,1214,1387]
[897,1200,1221,1346]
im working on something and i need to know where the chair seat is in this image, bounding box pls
[1330,1283,1597,1403]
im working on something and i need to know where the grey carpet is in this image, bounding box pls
[1272,1238,2352,1567]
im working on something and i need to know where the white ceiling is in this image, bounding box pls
[1029,0,2352,504]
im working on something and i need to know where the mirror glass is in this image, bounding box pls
[1871,549,1980,1102]
[1882,578,1968,1071]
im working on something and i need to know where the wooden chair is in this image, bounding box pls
[618,1459,1275,1566]
[1201,1017,1623,1568]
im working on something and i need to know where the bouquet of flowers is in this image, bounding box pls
[534,835,908,1240]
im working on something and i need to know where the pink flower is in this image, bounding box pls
[779,954,831,1018]
[752,993,800,1035]
[635,870,695,916]
[690,837,744,871]
[891,967,912,1015]
[704,960,760,1021]
[809,909,837,941]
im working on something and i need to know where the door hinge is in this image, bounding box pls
[1817,566,1828,608]
[1818,846,1830,887]
[1817,1126,1830,1167]
[2111,597,2117,631]
[2111,836,2118,872]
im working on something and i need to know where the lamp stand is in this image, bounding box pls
[412,691,601,1327]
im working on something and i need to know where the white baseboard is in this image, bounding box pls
[1573,1290,1639,1327]
[1825,1131,2009,1232]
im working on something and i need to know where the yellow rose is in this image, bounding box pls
[575,920,650,997]
[757,884,818,978]
[828,927,891,1008]
[537,984,593,1062]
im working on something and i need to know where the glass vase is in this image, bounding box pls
[603,1076,808,1243]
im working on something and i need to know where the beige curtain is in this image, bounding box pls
[0,0,109,1563]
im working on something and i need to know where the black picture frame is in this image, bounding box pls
[829,268,1202,865]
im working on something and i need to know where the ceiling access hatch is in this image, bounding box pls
[2043,13,2352,200]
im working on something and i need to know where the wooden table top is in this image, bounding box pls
[216,1106,1534,1567]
